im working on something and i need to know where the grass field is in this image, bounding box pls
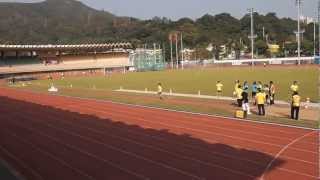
[6,65,319,129]
[36,66,319,102]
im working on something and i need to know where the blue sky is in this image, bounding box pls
[1,0,318,20]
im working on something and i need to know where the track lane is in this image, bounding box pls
[0,95,318,179]
[0,88,318,180]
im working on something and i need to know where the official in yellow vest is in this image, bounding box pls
[236,85,243,107]
[255,89,266,116]
[234,80,240,92]
[290,81,299,94]
[291,92,301,120]
[216,81,223,97]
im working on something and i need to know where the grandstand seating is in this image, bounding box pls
[0,57,41,66]
[60,55,95,64]
[0,53,131,75]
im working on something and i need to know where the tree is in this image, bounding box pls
[255,39,268,57]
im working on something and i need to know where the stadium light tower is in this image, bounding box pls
[248,8,257,65]
[295,0,303,65]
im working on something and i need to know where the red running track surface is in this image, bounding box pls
[0,88,318,180]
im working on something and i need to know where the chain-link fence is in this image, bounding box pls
[130,49,165,71]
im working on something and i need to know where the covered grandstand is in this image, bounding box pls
[0,43,133,77]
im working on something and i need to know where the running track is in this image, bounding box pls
[0,88,318,180]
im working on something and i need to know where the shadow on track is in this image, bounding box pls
[0,96,285,180]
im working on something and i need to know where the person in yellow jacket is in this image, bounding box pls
[290,81,299,94]
[216,81,223,97]
[256,89,266,116]
[236,85,243,107]
[291,92,301,120]
[233,80,240,96]
[234,80,240,92]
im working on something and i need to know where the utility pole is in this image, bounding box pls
[248,8,257,65]
[169,34,173,69]
[295,0,303,65]
[181,33,184,70]
[314,17,317,57]
[175,33,179,69]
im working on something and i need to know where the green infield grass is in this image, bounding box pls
[34,66,319,102]
[6,66,319,129]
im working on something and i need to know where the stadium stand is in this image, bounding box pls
[60,55,95,64]
[1,57,42,66]
[0,43,133,77]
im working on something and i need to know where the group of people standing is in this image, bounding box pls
[232,80,276,118]
[216,80,301,120]
[157,80,302,120]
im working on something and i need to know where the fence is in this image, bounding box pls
[129,49,165,71]
[212,57,315,65]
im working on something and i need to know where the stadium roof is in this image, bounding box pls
[0,42,132,51]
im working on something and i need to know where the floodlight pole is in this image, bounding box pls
[314,17,316,57]
[181,33,184,70]
[296,0,302,65]
[248,8,257,66]
[251,9,254,60]
[175,33,179,69]
[170,36,173,69]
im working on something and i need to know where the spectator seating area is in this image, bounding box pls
[0,57,42,66]
[0,53,131,75]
